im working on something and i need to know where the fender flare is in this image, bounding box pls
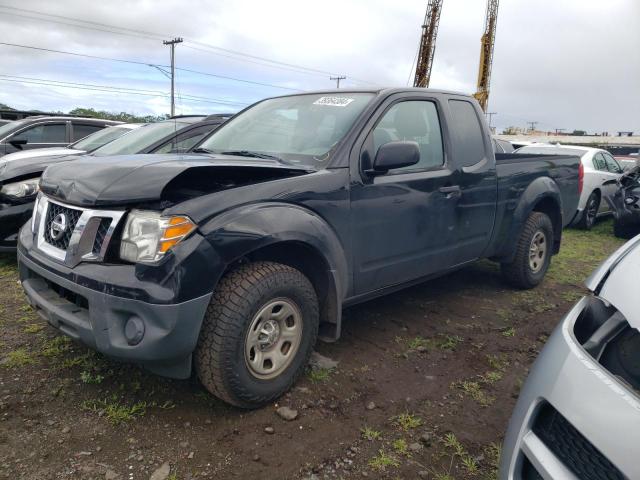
[198,202,349,339]
[498,177,563,263]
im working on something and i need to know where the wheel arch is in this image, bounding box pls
[199,202,348,341]
[495,177,564,263]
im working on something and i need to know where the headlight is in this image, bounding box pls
[120,210,196,263]
[31,192,44,232]
[0,178,40,198]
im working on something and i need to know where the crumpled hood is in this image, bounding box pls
[0,153,83,183]
[40,153,312,207]
[586,234,640,330]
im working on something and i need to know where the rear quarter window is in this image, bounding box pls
[448,100,486,167]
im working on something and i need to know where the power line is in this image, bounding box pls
[0,4,377,85]
[0,41,167,68]
[0,42,304,92]
[0,74,248,107]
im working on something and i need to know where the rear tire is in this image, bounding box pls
[195,261,319,408]
[578,191,599,230]
[613,220,638,239]
[501,212,554,289]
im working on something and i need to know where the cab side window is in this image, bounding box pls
[15,123,66,143]
[592,153,607,171]
[448,100,486,167]
[371,100,444,172]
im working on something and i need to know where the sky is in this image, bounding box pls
[0,0,638,133]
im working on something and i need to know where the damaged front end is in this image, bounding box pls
[576,236,640,395]
[604,166,640,239]
[0,168,41,251]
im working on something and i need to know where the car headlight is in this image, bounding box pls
[0,178,40,198]
[120,210,196,263]
[31,192,44,232]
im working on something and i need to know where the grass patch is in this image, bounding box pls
[361,426,382,441]
[308,367,331,383]
[24,324,44,334]
[451,380,495,407]
[548,221,623,285]
[80,370,105,384]
[408,336,430,350]
[41,336,72,358]
[3,348,36,368]
[392,412,422,431]
[81,396,147,425]
[368,449,399,471]
[438,334,463,351]
[392,438,410,457]
[443,433,479,475]
[501,326,516,338]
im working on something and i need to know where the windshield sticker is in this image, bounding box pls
[313,96,355,107]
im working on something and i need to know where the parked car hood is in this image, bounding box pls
[0,153,82,183]
[586,234,640,330]
[40,153,314,207]
[1,147,83,163]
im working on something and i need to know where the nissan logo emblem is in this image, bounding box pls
[50,213,68,241]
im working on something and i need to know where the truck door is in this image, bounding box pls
[446,99,498,264]
[350,96,459,295]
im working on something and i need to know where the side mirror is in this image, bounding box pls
[9,138,27,150]
[368,141,420,175]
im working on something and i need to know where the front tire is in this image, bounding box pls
[501,212,554,289]
[195,261,319,408]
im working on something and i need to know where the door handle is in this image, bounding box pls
[439,185,462,199]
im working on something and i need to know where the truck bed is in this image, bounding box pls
[486,152,581,260]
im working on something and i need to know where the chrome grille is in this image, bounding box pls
[43,202,83,250]
[33,194,125,267]
[92,218,112,255]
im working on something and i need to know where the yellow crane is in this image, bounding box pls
[413,0,444,88]
[473,0,499,111]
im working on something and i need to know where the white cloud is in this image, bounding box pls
[0,0,637,132]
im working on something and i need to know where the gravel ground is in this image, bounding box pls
[0,220,624,480]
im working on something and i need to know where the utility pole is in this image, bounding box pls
[163,37,183,117]
[330,76,346,88]
[527,121,538,133]
[485,112,497,129]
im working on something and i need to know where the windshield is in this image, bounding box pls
[70,126,136,152]
[92,120,192,156]
[199,93,375,167]
[0,119,27,139]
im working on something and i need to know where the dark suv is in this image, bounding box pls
[0,116,121,157]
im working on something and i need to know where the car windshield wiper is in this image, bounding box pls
[221,150,304,168]
[191,147,215,154]
[221,150,283,161]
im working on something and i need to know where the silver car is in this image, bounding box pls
[500,235,640,479]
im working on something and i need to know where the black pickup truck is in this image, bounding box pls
[17,89,580,408]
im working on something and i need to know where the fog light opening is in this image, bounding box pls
[124,316,145,345]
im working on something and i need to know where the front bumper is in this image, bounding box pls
[0,201,33,251]
[500,297,640,479]
[17,220,218,379]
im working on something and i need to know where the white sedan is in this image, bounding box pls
[515,145,624,229]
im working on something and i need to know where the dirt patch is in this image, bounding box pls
[0,221,624,479]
